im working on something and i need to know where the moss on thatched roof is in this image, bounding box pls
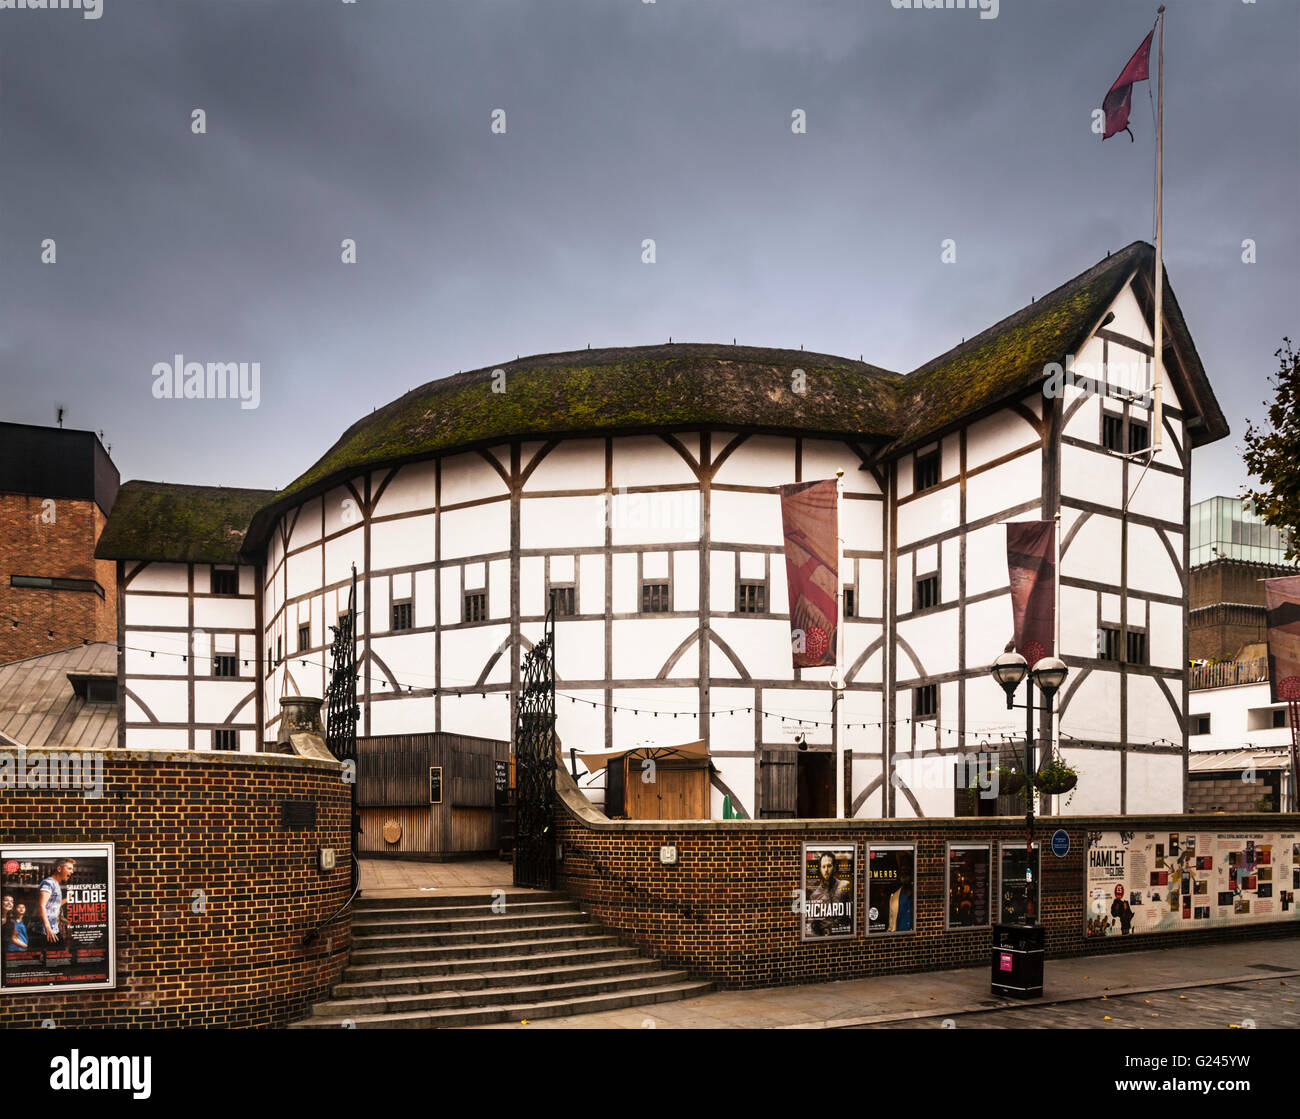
[99,241,1226,565]
[96,481,278,565]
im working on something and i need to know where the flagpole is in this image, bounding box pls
[1151,5,1165,450]
[835,468,846,818]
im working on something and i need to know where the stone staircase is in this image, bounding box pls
[292,889,712,1028]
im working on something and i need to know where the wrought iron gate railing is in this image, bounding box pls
[326,565,360,892]
[513,603,556,889]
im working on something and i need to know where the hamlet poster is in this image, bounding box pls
[801,843,856,940]
[1,844,115,994]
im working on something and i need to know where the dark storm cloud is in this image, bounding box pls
[0,0,1294,497]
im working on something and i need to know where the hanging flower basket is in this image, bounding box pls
[995,764,1027,796]
[1035,757,1079,796]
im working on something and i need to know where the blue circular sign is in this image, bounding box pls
[1050,829,1070,858]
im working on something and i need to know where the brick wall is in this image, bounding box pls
[0,750,351,1027]
[555,773,1299,988]
[0,495,117,662]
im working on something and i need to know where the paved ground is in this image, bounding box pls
[359,856,514,897]
[478,937,1300,1029]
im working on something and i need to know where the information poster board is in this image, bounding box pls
[947,843,991,929]
[800,843,856,940]
[998,841,1040,925]
[429,766,443,805]
[867,844,916,934]
[1086,830,1300,937]
[1,843,115,994]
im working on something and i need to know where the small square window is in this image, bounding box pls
[914,684,938,720]
[736,581,766,614]
[392,600,413,631]
[211,568,238,596]
[213,654,239,678]
[844,587,855,618]
[1102,413,1124,452]
[915,451,941,493]
[298,623,311,652]
[915,574,939,612]
[1126,630,1147,665]
[213,729,238,752]
[549,585,576,617]
[1272,708,1288,729]
[1191,714,1211,736]
[463,591,487,623]
[641,582,670,613]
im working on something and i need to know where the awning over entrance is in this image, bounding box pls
[572,739,710,773]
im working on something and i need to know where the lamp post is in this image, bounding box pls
[989,650,1068,925]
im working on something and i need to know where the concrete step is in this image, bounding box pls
[344,934,627,976]
[291,978,714,1029]
[352,911,582,943]
[351,919,600,953]
[332,956,662,1000]
[354,891,566,911]
[352,901,579,929]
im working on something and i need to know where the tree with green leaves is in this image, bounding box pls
[1243,339,1300,561]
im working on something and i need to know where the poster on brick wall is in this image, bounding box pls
[800,843,856,940]
[867,845,916,934]
[1085,830,1300,938]
[947,843,991,929]
[1,843,115,994]
[999,842,1040,925]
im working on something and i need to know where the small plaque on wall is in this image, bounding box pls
[429,766,443,805]
[280,799,317,829]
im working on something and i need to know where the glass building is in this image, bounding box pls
[1190,496,1295,567]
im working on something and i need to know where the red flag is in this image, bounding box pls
[1264,575,1300,702]
[1102,29,1153,141]
[780,479,838,669]
[1006,521,1055,665]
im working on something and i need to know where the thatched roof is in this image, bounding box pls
[98,242,1227,565]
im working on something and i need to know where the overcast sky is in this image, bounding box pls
[1,0,1295,501]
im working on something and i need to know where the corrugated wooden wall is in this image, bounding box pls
[357,732,510,856]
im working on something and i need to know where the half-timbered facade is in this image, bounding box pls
[97,241,1228,818]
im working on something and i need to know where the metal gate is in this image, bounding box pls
[513,604,556,889]
[325,565,360,891]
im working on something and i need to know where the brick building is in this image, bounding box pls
[0,423,119,664]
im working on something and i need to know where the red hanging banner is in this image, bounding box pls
[1006,521,1056,666]
[780,479,838,669]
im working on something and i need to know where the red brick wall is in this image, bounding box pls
[0,751,351,1027]
[0,495,117,662]
[556,803,1300,988]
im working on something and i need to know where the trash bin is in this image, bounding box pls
[990,922,1044,998]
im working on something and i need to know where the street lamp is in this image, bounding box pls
[986,649,1069,926]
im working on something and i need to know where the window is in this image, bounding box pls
[1102,412,1124,452]
[1191,714,1211,736]
[211,568,238,596]
[335,610,351,637]
[213,654,239,678]
[1126,630,1147,665]
[213,729,238,752]
[548,585,576,617]
[844,587,855,618]
[391,600,413,631]
[915,451,941,493]
[1128,419,1150,454]
[914,684,938,720]
[1273,708,1288,730]
[641,582,670,613]
[298,623,311,652]
[914,574,939,612]
[276,636,283,665]
[736,581,766,614]
[1098,625,1122,662]
[463,591,487,623]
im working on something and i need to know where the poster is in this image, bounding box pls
[867,845,916,934]
[1,843,115,993]
[1085,830,1300,937]
[800,843,856,940]
[947,843,991,929]
[999,842,1040,925]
